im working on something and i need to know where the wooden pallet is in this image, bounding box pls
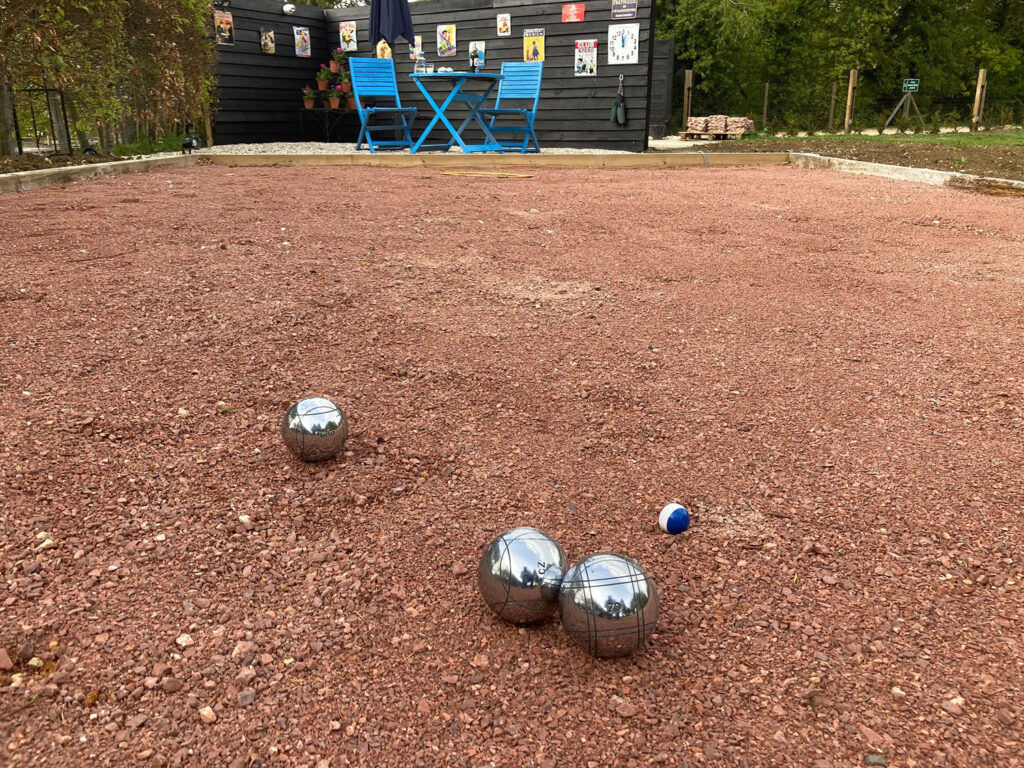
[681,131,739,140]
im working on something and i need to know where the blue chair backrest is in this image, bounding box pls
[349,57,403,107]
[495,62,543,116]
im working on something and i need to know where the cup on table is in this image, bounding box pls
[425,62,434,73]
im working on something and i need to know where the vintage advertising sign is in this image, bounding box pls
[574,39,597,76]
[339,21,357,52]
[293,26,311,57]
[562,4,585,22]
[497,13,511,37]
[524,29,545,62]
[214,11,235,45]
[611,0,638,20]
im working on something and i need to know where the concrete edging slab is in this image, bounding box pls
[0,155,199,193]
[199,152,790,170]
[789,152,1024,195]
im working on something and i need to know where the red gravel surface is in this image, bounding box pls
[1,166,1023,767]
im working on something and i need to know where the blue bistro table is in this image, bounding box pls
[408,72,504,154]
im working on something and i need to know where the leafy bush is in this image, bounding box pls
[929,111,942,134]
[894,116,912,134]
[874,112,888,135]
[114,132,186,156]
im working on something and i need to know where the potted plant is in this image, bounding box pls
[328,84,343,109]
[345,91,357,111]
[337,66,352,94]
[316,64,330,90]
[302,85,316,109]
[330,48,347,74]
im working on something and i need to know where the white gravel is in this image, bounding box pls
[198,141,632,155]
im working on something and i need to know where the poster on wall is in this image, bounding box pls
[469,41,486,69]
[523,29,545,62]
[214,11,235,45]
[562,4,585,22]
[611,0,638,19]
[607,23,639,64]
[339,21,357,51]
[574,39,597,76]
[260,27,276,54]
[293,26,311,57]
[437,24,457,57]
[497,14,511,37]
[409,34,423,60]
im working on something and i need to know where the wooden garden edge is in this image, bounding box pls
[0,155,199,193]
[789,152,1024,196]
[197,152,790,169]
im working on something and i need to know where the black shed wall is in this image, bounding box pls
[214,0,659,150]
[327,0,654,151]
[213,0,331,144]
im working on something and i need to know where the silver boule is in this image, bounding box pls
[281,397,349,462]
[559,553,659,657]
[478,527,568,624]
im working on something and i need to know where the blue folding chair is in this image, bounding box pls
[349,58,417,153]
[480,62,543,153]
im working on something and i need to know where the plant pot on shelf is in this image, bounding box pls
[345,97,357,111]
[330,61,340,73]
[303,98,315,109]
[328,96,342,109]
[341,81,352,94]
[317,79,329,90]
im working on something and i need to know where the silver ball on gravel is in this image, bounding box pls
[478,527,568,624]
[281,397,349,462]
[559,553,659,657]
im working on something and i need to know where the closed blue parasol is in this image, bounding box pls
[369,0,415,48]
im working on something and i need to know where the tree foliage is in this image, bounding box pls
[0,0,213,155]
[655,0,1024,123]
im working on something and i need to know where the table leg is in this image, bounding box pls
[411,79,463,153]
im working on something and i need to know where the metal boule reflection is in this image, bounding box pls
[559,553,659,657]
[478,527,568,624]
[281,397,349,462]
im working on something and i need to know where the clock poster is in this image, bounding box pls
[607,23,639,65]
[523,29,545,62]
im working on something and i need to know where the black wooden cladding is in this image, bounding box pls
[214,0,657,150]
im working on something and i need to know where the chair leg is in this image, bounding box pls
[356,122,367,152]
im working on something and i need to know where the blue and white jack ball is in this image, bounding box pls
[281,397,349,462]
[478,527,568,624]
[559,553,659,657]
[658,503,690,534]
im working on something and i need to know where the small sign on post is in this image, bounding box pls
[902,78,920,93]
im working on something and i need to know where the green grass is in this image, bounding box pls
[114,132,186,156]
[750,129,1024,146]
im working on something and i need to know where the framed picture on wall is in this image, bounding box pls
[339,21,357,51]
[214,11,235,46]
[575,40,597,76]
[437,24,457,57]
[294,26,311,57]
[523,29,545,62]
[260,27,276,55]
[497,14,511,37]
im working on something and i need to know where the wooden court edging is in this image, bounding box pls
[789,152,1024,196]
[0,155,199,193]
[199,152,790,170]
